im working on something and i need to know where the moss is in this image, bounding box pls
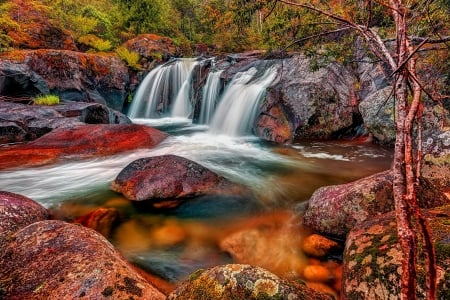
[424,154,450,166]
[435,242,450,262]
[189,269,205,282]
[33,94,60,106]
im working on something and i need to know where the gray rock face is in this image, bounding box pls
[256,55,359,143]
[358,86,396,145]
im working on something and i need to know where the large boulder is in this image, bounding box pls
[0,220,165,299]
[342,205,450,299]
[0,191,48,249]
[111,155,251,208]
[167,264,334,300]
[256,54,359,143]
[0,49,130,110]
[123,34,177,66]
[0,124,168,169]
[302,170,394,239]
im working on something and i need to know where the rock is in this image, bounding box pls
[111,155,249,205]
[358,86,396,145]
[302,170,394,239]
[303,265,333,283]
[123,34,177,64]
[0,124,168,169]
[256,54,359,143]
[73,207,121,238]
[5,0,77,51]
[0,49,130,110]
[301,234,342,258]
[167,264,334,300]
[219,211,308,279]
[0,220,165,299]
[342,205,450,299]
[420,153,450,205]
[0,191,48,248]
[0,121,28,144]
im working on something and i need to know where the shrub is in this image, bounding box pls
[33,94,60,106]
[78,34,112,52]
[115,46,141,70]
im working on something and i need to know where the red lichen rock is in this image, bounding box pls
[0,220,166,299]
[301,234,342,258]
[123,34,177,62]
[73,207,121,238]
[342,205,450,299]
[111,155,250,206]
[0,191,48,249]
[0,124,168,169]
[167,264,333,300]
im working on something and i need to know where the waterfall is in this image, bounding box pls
[128,59,198,118]
[209,66,278,136]
[198,70,223,124]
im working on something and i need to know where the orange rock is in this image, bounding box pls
[151,219,187,247]
[73,207,121,238]
[301,233,341,257]
[303,265,332,283]
[305,282,338,299]
[0,124,168,169]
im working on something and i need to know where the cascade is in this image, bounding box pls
[198,70,223,124]
[171,60,199,118]
[209,65,279,136]
[127,58,198,118]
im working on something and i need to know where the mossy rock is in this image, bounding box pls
[342,205,450,299]
[168,264,334,300]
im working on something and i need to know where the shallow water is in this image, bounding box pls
[0,119,393,287]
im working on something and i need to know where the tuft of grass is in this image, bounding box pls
[115,46,141,70]
[33,94,60,106]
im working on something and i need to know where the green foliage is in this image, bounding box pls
[78,34,112,51]
[0,2,19,51]
[115,46,141,69]
[33,94,60,106]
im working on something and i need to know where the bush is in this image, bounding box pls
[78,34,112,52]
[33,94,60,106]
[115,46,141,70]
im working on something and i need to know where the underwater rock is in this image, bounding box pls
[0,191,48,249]
[167,264,334,300]
[0,220,165,299]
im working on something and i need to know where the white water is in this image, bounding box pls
[171,60,199,118]
[198,70,223,124]
[209,66,279,136]
[128,59,198,118]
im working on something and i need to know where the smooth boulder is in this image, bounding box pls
[111,155,250,205]
[0,220,165,299]
[0,191,48,249]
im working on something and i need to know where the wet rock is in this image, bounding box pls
[111,155,250,206]
[301,234,342,258]
[302,170,394,239]
[342,205,450,299]
[0,220,165,299]
[0,124,168,169]
[303,265,333,283]
[0,121,28,144]
[219,211,308,279]
[167,264,334,300]
[0,191,48,249]
[73,207,121,238]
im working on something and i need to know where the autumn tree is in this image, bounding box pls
[232,0,449,299]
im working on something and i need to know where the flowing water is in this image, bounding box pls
[0,59,394,293]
